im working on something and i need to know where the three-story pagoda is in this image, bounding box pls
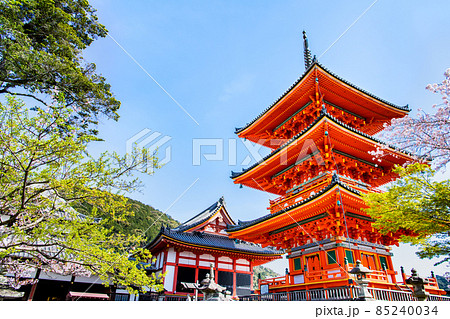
[227,33,444,295]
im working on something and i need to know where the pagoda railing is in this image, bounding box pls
[259,275,289,287]
[268,174,331,214]
[305,268,348,282]
[268,173,382,214]
[259,270,441,293]
[424,277,440,289]
[239,287,450,301]
[240,286,358,301]
[367,270,393,282]
[367,287,416,301]
[259,268,349,287]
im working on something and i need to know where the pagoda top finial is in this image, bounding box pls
[302,30,312,70]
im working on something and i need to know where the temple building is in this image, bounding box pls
[145,197,282,299]
[227,32,446,300]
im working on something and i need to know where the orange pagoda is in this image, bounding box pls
[228,32,445,300]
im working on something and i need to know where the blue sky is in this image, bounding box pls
[84,0,450,276]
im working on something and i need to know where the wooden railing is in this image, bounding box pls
[268,173,384,214]
[368,287,416,301]
[259,268,349,288]
[240,286,359,301]
[367,270,389,282]
[240,287,450,301]
[259,268,441,294]
[268,174,330,214]
[305,268,348,282]
[259,275,289,287]
[426,277,440,289]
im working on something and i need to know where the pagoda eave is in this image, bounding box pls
[228,184,405,249]
[236,63,409,142]
[232,114,418,193]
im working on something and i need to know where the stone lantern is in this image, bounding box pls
[349,260,374,301]
[182,263,232,301]
[405,268,429,301]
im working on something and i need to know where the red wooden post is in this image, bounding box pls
[27,268,41,301]
[232,258,237,297]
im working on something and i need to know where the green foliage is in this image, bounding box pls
[0,96,161,293]
[73,196,180,242]
[364,163,450,265]
[0,0,120,134]
[252,265,280,290]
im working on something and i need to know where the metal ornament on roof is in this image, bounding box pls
[302,31,312,70]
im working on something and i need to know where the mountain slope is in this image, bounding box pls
[73,197,180,241]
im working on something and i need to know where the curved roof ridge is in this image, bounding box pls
[235,62,409,134]
[227,179,361,232]
[157,226,283,255]
[231,111,421,180]
[318,62,410,112]
[231,112,328,179]
[173,196,232,232]
[236,63,316,134]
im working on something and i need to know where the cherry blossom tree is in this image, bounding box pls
[365,69,450,267]
[0,96,162,294]
[379,68,450,170]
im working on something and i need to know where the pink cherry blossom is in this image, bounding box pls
[376,69,450,170]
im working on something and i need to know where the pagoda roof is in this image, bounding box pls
[173,196,235,232]
[147,227,283,256]
[235,62,409,138]
[227,177,360,233]
[231,110,421,190]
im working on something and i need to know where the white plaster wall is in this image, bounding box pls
[179,258,196,266]
[199,253,214,260]
[236,258,249,265]
[236,265,250,272]
[164,265,175,292]
[179,251,196,258]
[167,248,176,263]
[199,261,215,268]
[218,263,233,270]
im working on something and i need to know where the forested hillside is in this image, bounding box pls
[436,275,450,295]
[73,197,180,242]
[253,266,280,290]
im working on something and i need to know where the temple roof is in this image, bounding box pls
[227,177,360,233]
[173,196,234,232]
[145,197,283,257]
[231,109,422,182]
[148,227,282,256]
[235,62,409,137]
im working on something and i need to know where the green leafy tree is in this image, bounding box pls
[0,0,120,134]
[0,95,161,293]
[364,163,450,265]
